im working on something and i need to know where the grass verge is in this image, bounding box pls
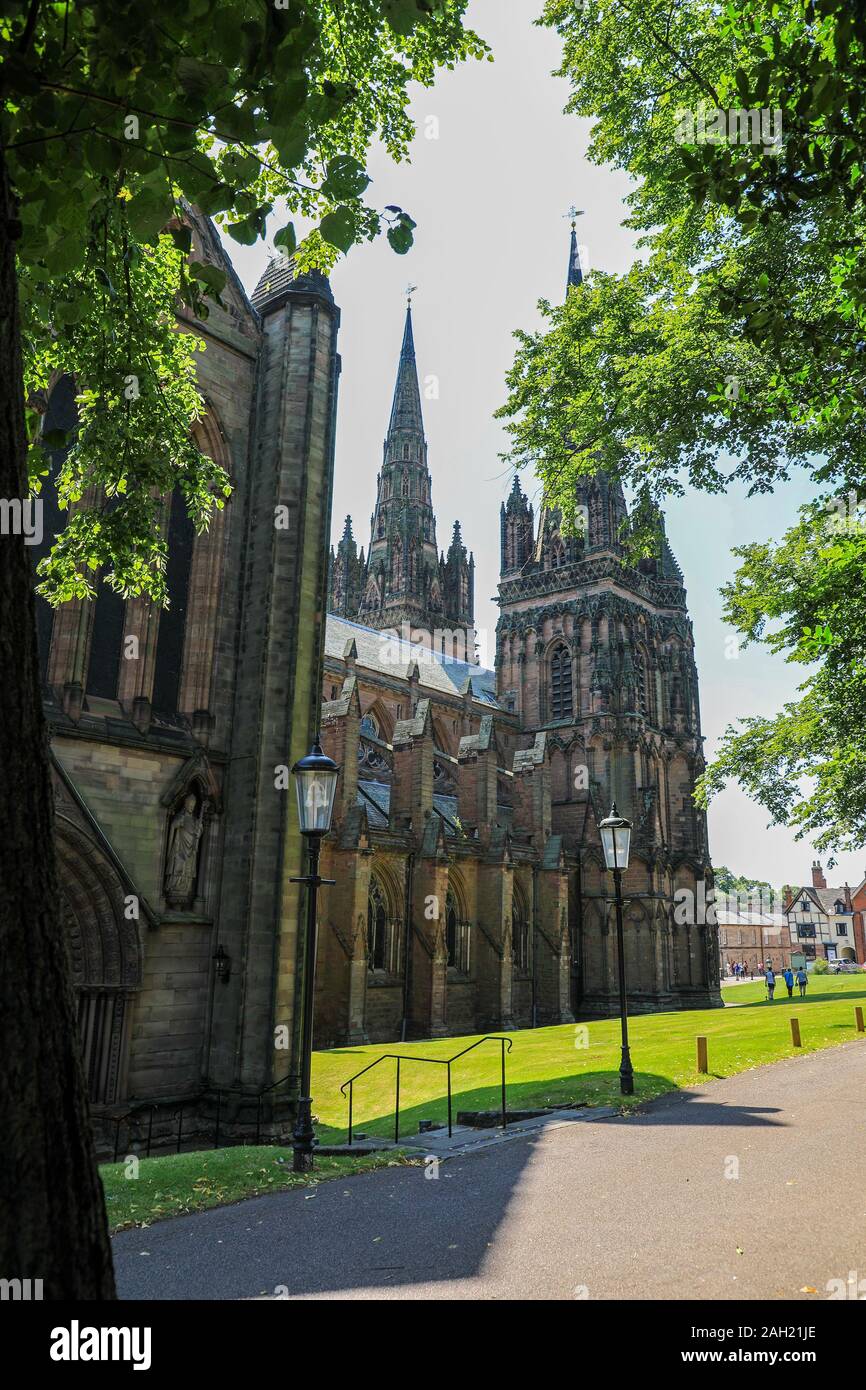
[102,1145,417,1232]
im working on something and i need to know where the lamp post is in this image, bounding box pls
[290,740,338,1172]
[599,803,634,1096]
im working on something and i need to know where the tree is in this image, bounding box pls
[500,0,866,510]
[697,496,866,861]
[0,0,482,1298]
[712,865,778,905]
[497,0,866,847]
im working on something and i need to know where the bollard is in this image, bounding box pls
[696,1035,708,1074]
[856,1007,865,1034]
[790,1017,802,1047]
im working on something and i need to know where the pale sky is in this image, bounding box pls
[220,0,863,893]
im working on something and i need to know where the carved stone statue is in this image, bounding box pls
[165,793,206,907]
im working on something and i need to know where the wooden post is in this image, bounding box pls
[696,1035,708,1074]
[790,1017,802,1047]
[856,1007,864,1034]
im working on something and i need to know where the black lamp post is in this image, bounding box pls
[599,803,634,1096]
[289,739,338,1172]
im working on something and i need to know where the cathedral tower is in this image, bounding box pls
[337,301,476,659]
[496,224,720,1017]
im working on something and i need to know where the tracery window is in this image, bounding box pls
[446,890,470,974]
[367,876,393,972]
[512,889,530,973]
[550,643,574,721]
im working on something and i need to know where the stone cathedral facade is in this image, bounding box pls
[37,215,719,1147]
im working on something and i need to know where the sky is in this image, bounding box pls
[220,0,863,893]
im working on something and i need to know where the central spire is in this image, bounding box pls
[351,300,475,652]
[387,303,424,437]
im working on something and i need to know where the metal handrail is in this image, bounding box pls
[340,1036,514,1144]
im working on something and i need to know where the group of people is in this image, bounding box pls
[763,964,808,1000]
[729,962,754,979]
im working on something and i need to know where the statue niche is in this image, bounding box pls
[164,787,208,909]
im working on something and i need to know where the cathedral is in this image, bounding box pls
[36,212,720,1148]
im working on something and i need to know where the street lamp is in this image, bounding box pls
[599,803,634,1096]
[290,740,338,1172]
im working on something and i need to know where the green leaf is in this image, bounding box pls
[125,190,171,242]
[176,57,229,102]
[322,155,370,201]
[189,261,227,295]
[273,223,297,254]
[319,207,356,253]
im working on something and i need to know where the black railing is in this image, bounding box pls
[109,1077,294,1162]
[340,1036,513,1145]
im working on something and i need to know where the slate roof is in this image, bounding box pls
[357,779,461,834]
[789,886,852,915]
[251,254,334,311]
[325,614,503,708]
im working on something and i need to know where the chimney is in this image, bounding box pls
[811,860,826,889]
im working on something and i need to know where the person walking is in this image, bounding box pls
[765,965,776,1001]
[783,966,794,999]
[797,965,808,998]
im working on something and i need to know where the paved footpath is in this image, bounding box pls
[113,1040,866,1300]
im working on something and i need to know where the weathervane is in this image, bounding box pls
[565,206,585,229]
[405,282,418,308]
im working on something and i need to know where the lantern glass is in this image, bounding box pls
[292,744,339,835]
[599,804,632,871]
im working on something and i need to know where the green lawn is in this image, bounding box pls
[311,975,866,1143]
[101,1145,418,1232]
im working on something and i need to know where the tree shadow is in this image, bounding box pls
[113,1070,788,1301]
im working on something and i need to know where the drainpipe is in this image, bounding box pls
[400,852,415,1040]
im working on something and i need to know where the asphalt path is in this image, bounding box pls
[113,1039,866,1300]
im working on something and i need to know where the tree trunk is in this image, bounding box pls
[0,145,116,1298]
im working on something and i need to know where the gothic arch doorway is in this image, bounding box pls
[56,819,142,1107]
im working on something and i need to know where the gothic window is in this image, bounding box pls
[152,489,195,712]
[401,470,409,497]
[378,511,386,537]
[403,442,410,461]
[34,375,76,680]
[85,581,126,700]
[367,877,390,972]
[360,712,379,738]
[446,889,470,974]
[512,888,530,973]
[551,537,566,569]
[549,643,574,721]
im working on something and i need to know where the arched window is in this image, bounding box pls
[34,374,76,680]
[446,889,470,973]
[550,643,574,721]
[512,887,530,973]
[401,470,409,497]
[403,442,411,461]
[551,538,566,569]
[152,489,195,713]
[85,581,126,700]
[360,712,379,738]
[367,877,388,971]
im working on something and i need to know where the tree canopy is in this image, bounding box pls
[3,0,486,603]
[500,0,866,510]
